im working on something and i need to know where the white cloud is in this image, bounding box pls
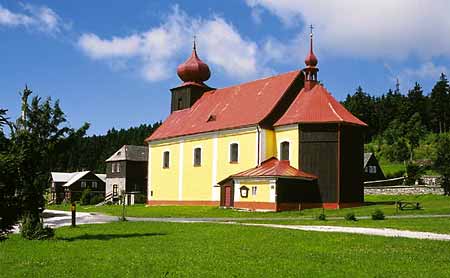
[78,6,274,82]
[401,62,448,80]
[0,3,68,34]
[245,0,450,60]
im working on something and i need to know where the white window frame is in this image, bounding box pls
[111,163,115,173]
[92,181,98,189]
[81,181,86,188]
[162,150,170,169]
[229,142,239,163]
[193,146,202,167]
[116,162,120,173]
[251,186,257,196]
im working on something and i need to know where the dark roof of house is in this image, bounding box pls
[146,70,301,142]
[364,153,373,167]
[105,145,148,162]
[274,84,367,127]
[51,171,106,187]
[219,157,317,184]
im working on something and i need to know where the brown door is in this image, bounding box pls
[225,186,232,207]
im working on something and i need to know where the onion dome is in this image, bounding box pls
[177,41,211,84]
[304,33,318,67]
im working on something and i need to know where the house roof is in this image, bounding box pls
[219,157,317,184]
[51,171,105,187]
[274,84,367,127]
[146,70,301,142]
[364,152,373,167]
[105,145,148,162]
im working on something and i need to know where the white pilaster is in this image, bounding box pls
[269,180,276,203]
[147,145,152,201]
[234,180,241,202]
[211,134,219,200]
[178,141,184,201]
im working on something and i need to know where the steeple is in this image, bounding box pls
[176,37,211,85]
[304,25,319,91]
[170,38,214,113]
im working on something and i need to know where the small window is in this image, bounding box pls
[252,186,257,196]
[177,98,183,110]
[280,141,290,161]
[194,147,202,166]
[163,151,170,168]
[111,163,115,173]
[116,163,121,173]
[81,181,86,188]
[230,143,239,163]
[113,184,118,196]
[92,181,97,189]
[369,166,377,174]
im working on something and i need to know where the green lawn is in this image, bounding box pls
[48,194,450,218]
[1,221,450,277]
[379,161,406,177]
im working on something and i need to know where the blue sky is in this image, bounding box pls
[1,1,449,135]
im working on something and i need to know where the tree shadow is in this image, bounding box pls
[43,211,68,218]
[59,232,167,242]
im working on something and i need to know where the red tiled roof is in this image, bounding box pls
[229,157,317,180]
[274,84,367,127]
[146,70,301,141]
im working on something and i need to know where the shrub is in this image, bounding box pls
[317,213,326,221]
[371,209,385,220]
[345,212,357,221]
[134,194,147,204]
[90,194,104,205]
[21,213,54,240]
[80,188,92,205]
[405,163,423,185]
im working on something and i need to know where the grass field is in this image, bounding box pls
[48,194,450,219]
[2,221,450,277]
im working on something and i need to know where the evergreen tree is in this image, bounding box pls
[430,73,450,133]
[435,133,450,195]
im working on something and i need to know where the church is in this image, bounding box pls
[145,31,367,211]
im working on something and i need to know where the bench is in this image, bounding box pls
[396,201,421,211]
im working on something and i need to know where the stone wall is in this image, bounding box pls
[364,185,444,195]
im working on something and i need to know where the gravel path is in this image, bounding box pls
[238,223,450,241]
[41,209,450,241]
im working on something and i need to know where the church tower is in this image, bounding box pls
[170,39,213,113]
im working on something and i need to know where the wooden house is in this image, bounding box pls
[50,171,106,203]
[145,31,367,211]
[363,153,385,181]
[105,145,148,205]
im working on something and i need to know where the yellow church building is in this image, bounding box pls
[145,32,367,211]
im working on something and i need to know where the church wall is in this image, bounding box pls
[182,137,214,201]
[274,125,299,169]
[264,129,276,160]
[148,127,259,204]
[149,142,180,201]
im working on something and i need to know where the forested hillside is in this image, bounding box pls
[53,123,161,173]
[342,73,450,177]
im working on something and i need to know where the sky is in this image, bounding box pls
[1,0,449,135]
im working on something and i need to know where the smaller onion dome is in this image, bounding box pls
[177,42,211,84]
[304,33,318,67]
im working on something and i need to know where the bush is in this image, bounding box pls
[134,194,147,204]
[90,194,104,205]
[345,212,357,221]
[21,213,54,240]
[80,188,92,205]
[317,213,326,221]
[405,163,423,185]
[371,209,385,220]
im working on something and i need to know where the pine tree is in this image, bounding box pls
[430,73,450,133]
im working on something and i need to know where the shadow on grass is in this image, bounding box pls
[43,211,69,218]
[59,232,167,242]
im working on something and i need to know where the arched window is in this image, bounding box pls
[230,143,239,163]
[163,151,170,168]
[194,147,202,166]
[280,141,290,161]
